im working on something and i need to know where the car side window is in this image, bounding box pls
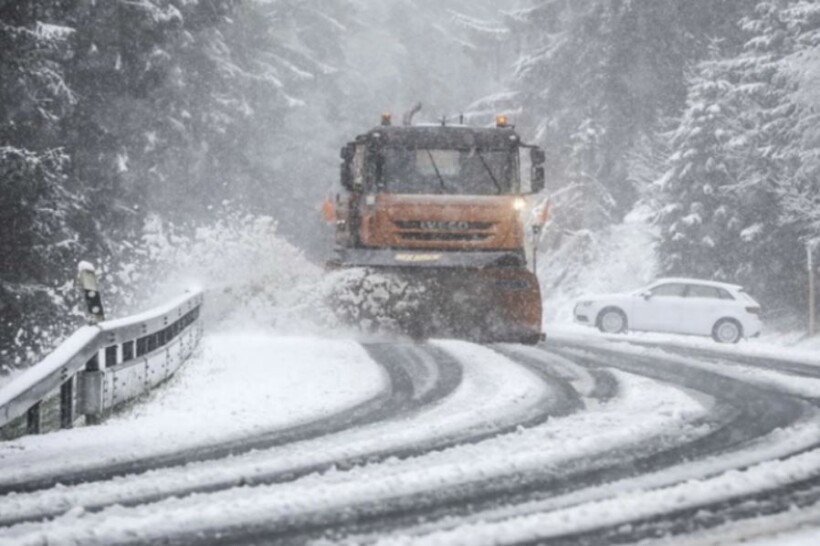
[650,283,686,297]
[686,285,722,299]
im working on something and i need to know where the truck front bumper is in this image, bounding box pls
[328,248,527,270]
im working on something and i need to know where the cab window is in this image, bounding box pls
[380,147,516,195]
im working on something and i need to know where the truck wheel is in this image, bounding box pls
[712,318,742,344]
[597,308,627,334]
[518,333,544,345]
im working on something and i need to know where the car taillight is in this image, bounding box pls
[746,306,761,315]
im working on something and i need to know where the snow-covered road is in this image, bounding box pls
[2,329,820,545]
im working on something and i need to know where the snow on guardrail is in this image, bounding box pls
[0,289,204,440]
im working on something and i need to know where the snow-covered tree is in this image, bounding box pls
[658,46,749,282]
[659,2,817,311]
[777,2,820,244]
[0,3,91,367]
[509,0,757,215]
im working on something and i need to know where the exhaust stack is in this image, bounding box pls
[402,102,423,126]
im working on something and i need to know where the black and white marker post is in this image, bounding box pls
[77,262,106,424]
[77,261,105,324]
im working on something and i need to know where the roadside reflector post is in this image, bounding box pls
[60,378,74,429]
[26,402,41,435]
[78,261,105,324]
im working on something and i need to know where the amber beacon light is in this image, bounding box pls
[381,113,392,126]
[496,114,509,128]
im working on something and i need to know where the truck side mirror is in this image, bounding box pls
[340,143,355,190]
[530,147,546,193]
[341,163,353,190]
[340,143,355,162]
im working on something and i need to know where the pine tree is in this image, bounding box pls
[777,2,820,245]
[509,0,757,214]
[0,2,92,367]
[659,2,814,310]
[658,46,747,281]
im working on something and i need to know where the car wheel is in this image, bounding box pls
[712,318,742,344]
[597,308,627,334]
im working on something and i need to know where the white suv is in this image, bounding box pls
[573,278,762,343]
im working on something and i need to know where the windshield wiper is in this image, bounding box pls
[475,149,503,195]
[424,148,447,191]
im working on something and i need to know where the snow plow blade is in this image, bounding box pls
[327,257,542,344]
[410,266,543,344]
[329,248,529,269]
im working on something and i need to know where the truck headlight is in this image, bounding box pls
[513,197,526,211]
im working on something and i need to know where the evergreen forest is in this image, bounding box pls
[3,0,820,369]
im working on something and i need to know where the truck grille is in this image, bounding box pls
[393,220,496,243]
[399,232,493,242]
[393,221,494,231]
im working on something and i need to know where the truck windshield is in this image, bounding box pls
[380,147,516,195]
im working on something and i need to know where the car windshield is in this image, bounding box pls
[380,147,515,195]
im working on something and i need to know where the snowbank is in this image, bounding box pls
[0,334,386,483]
[537,207,659,324]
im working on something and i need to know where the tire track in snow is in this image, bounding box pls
[270,340,808,546]
[144,344,720,545]
[491,339,820,546]
[547,341,806,461]
[495,343,618,403]
[7,338,807,546]
[0,340,563,531]
[617,337,820,381]
[637,342,820,403]
[0,342,461,526]
[535,466,820,546]
[354,340,814,546]
[0,341,563,544]
[0,341,452,497]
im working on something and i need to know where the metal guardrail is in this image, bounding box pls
[0,289,204,440]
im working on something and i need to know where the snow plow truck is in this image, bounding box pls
[325,108,546,344]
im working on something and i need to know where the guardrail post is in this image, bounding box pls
[78,261,105,324]
[60,378,74,429]
[81,352,105,425]
[26,402,41,435]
